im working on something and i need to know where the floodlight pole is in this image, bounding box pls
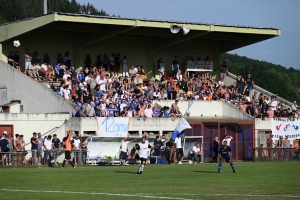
[44,0,47,15]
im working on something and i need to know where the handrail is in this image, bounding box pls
[25,127,59,146]
[228,72,293,108]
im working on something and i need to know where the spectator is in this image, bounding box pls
[71,134,81,165]
[64,51,72,70]
[103,53,109,71]
[191,143,202,164]
[292,101,298,111]
[24,48,32,75]
[43,135,52,166]
[172,56,179,80]
[0,134,10,165]
[52,134,60,166]
[31,132,38,165]
[37,133,44,166]
[14,51,21,71]
[246,73,255,91]
[122,56,128,76]
[109,53,115,77]
[95,55,103,68]
[220,61,228,80]
[157,58,165,78]
[246,103,255,116]
[84,54,92,69]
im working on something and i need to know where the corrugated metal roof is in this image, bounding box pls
[0,12,280,30]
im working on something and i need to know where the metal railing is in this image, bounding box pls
[254,147,300,162]
[24,127,59,147]
[228,72,294,108]
[0,150,88,167]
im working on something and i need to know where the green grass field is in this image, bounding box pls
[0,162,299,200]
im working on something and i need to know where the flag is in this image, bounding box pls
[171,118,192,140]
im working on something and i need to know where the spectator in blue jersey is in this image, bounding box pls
[153,136,164,157]
[172,56,179,80]
[94,104,102,117]
[152,106,161,118]
[217,140,236,173]
[77,70,85,83]
[55,62,61,75]
[107,103,116,117]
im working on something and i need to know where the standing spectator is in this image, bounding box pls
[120,134,135,166]
[84,54,92,69]
[144,104,153,119]
[88,75,97,101]
[30,132,38,165]
[266,134,275,160]
[270,97,278,114]
[212,136,219,162]
[157,58,165,78]
[222,135,233,147]
[220,61,228,80]
[165,139,174,164]
[95,55,103,68]
[103,53,109,71]
[37,133,44,166]
[14,51,21,71]
[174,133,184,164]
[0,134,10,165]
[20,135,27,165]
[57,53,64,64]
[109,53,115,77]
[246,73,255,91]
[43,135,52,166]
[115,54,121,77]
[64,51,72,70]
[72,134,81,165]
[81,142,88,164]
[52,134,60,166]
[192,143,202,164]
[122,56,128,76]
[172,56,179,80]
[153,136,164,157]
[24,48,32,75]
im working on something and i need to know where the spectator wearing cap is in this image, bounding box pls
[52,134,60,166]
[30,132,38,165]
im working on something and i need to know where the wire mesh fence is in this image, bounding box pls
[0,150,88,166]
[254,147,300,162]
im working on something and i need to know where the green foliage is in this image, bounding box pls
[0,0,110,24]
[221,53,300,102]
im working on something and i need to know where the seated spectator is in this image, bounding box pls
[191,143,202,164]
[246,103,255,116]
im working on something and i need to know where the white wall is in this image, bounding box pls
[0,113,69,150]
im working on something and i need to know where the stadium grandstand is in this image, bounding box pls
[0,12,299,166]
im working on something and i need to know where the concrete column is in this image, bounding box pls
[0,43,2,61]
[145,36,154,79]
[72,33,82,71]
[211,40,221,81]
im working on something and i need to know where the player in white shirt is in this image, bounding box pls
[120,134,135,166]
[137,137,149,174]
[72,135,81,165]
[222,135,233,147]
[174,133,184,164]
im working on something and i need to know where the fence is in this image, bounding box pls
[254,147,300,162]
[0,150,88,166]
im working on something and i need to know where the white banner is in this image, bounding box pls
[176,118,192,133]
[187,60,213,72]
[97,117,129,137]
[272,119,300,140]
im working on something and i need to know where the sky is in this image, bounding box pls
[77,0,300,69]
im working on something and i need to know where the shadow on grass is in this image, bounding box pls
[115,171,137,174]
[194,170,216,174]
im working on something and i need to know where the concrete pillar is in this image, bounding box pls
[72,33,82,71]
[211,40,220,81]
[145,36,154,79]
[0,43,2,61]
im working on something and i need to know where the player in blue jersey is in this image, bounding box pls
[217,140,236,173]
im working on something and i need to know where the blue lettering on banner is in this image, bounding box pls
[101,118,128,133]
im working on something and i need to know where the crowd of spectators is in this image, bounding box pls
[6,49,300,120]
[0,131,87,166]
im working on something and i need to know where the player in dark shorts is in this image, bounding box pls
[62,131,76,168]
[218,140,236,173]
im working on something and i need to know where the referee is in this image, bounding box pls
[62,131,76,168]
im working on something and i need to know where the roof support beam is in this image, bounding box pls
[154,31,210,51]
[80,26,137,47]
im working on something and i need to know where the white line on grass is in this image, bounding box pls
[185,193,300,198]
[0,189,195,200]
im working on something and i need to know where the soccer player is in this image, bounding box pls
[62,131,76,168]
[120,134,135,166]
[217,140,236,173]
[137,137,148,174]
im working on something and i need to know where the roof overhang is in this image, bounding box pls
[0,13,280,52]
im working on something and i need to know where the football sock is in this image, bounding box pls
[68,160,74,167]
[141,164,144,172]
[230,162,235,170]
[138,164,142,172]
[218,163,222,172]
[62,160,66,167]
